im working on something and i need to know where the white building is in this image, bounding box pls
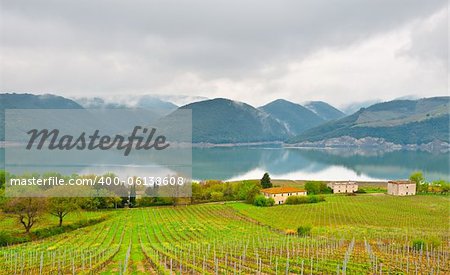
[387,180,416,196]
[327,181,358,193]
[261,187,307,205]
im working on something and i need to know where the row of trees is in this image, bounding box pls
[2,195,122,233]
[0,170,268,233]
[0,170,133,234]
[191,180,261,203]
[3,197,76,233]
[191,172,274,204]
[304,181,333,194]
[409,171,450,194]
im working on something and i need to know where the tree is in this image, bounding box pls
[210,191,224,201]
[260,173,272,189]
[418,182,430,193]
[304,181,321,194]
[78,189,122,210]
[410,171,425,186]
[235,181,260,202]
[410,171,427,193]
[318,181,332,194]
[0,170,7,209]
[439,181,450,194]
[48,197,80,227]
[245,185,261,204]
[4,197,46,233]
[129,183,136,207]
[0,170,6,189]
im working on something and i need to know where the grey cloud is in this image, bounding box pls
[0,0,447,104]
[401,8,447,65]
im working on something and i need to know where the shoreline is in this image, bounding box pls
[1,139,448,152]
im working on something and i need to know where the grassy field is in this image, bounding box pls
[0,211,108,235]
[231,194,449,239]
[0,195,448,274]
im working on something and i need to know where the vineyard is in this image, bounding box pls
[0,195,448,274]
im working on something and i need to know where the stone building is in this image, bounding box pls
[261,187,307,205]
[327,181,358,193]
[387,180,416,196]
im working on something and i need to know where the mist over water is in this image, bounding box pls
[1,146,448,182]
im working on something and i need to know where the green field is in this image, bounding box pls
[0,211,108,235]
[0,195,448,274]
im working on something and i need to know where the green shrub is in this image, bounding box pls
[33,217,107,239]
[307,195,323,203]
[285,195,325,205]
[297,225,312,237]
[266,198,275,206]
[412,239,425,250]
[0,231,12,246]
[304,181,331,194]
[285,196,309,204]
[308,195,320,203]
[137,197,174,207]
[136,197,155,207]
[34,227,65,238]
[0,231,29,247]
[253,195,274,207]
[253,195,266,206]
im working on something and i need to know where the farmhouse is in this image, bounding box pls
[261,187,307,205]
[327,181,358,193]
[387,180,416,196]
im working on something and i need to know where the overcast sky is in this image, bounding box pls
[0,0,448,108]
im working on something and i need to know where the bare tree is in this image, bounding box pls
[5,197,46,233]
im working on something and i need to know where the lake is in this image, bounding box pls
[1,146,448,182]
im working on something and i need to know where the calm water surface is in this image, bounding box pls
[1,146,448,181]
[191,146,449,181]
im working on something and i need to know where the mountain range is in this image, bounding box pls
[1,93,448,148]
[0,93,83,140]
[287,97,449,148]
[163,98,345,143]
[259,99,325,135]
[73,95,178,116]
[303,101,346,121]
[176,98,289,143]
